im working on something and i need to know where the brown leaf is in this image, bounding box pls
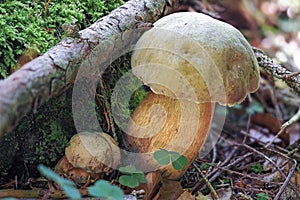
[286,123,300,146]
[215,188,232,200]
[251,113,289,145]
[157,179,183,200]
[54,156,73,175]
[178,190,196,200]
[252,113,282,133]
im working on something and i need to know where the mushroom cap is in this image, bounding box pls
[131,12,260,105]
[65,132,121,173]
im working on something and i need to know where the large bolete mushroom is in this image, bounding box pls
[125,12,260,179]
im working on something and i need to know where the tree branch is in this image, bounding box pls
[0,0,181,136]
[253,47,300,95]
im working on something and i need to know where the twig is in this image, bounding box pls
[192,163,220,200]
[266,147,300,198]
[274,159,297,200]
[0,188,87,199]
[99,79,117,141]
[237,192,253,200]
[265,107,300,147]
[192,146,238,193]
[252,47,300,95]
[242,144,299,199]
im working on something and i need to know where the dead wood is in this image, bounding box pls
[0,0,182,136]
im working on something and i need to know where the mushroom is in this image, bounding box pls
[125,12,260,180]
[55,132,121,185]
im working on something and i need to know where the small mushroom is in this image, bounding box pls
[65,132,121,174]
[55,132,121,185]
[125,12,260,179]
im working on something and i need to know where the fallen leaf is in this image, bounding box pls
[178,190,196,200]
[196,193,209,200]
[286,123,300,146]
[251,113,289,145]
[249,128,281,144]
[157,179,183,200]
[252,113,282,133]
[206,187,232,200]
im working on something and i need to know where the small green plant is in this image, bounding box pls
[199,162,218,171]
[34,119,69,164]
[249,163,264,174]
[88,180,124,200]
[256,193,270,200]
[200,163,210,171]
[38,164,124,200]
[153,149,188,170]
[222,178,230,184]
[118,165,146,188]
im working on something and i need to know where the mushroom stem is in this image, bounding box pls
[125,91,214,179]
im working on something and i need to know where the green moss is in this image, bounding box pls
[96,53,149,142]
[129,86,148,114]
[21,97,75,165]
[0,94,76,180]
[0,0,123,78]
[0,132,19,179]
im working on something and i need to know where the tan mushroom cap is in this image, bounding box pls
[65,132,121,174]
[131,12,260,105]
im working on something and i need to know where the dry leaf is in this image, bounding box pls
[178,190,196,200]
[157,179,183,200]
[286,123,300,145]
[252,113,282,133]
[251,113,289,145]
[196,193,209,200]
[205,188,232,200]
[277,161,300,199]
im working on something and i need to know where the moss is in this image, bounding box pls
[0,0,123,78]
[0,132,19,180]
[96,53,149,143]
[0,93,76,180]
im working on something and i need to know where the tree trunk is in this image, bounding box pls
[0,0,182,136]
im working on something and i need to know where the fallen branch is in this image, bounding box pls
[0,188,87,199]
[0,0,181,136]
[253,47,300,95]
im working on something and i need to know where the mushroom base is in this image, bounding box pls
[125,92,215,179]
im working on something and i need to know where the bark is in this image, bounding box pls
[0,0,182,136]
[253,47,300,95]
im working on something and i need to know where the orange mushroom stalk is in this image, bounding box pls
[125,12,260,180]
